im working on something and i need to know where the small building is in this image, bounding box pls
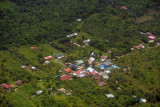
[140,98,147,103]
[87,67,94,72]
[146,32,152,35]
[98,81,105,86]
[78,74,85,78]
[103,61,113,67]
[99,65,105,70]
[31,66,36,70]
[117,87,122,90]
[83,39,90,45]
[30,47,36,50]
[21,65,26,68]
[90,71,96,75]
[94,74,101,80]
[55,54,64,59]
[76,60,84,65]
[88,57,95,64]
[101,56,108,61]
[120,6,127,10]
[65,68,72,73]
[103,75,109,80]
[133,44,145,50]
[104,70,111,74]
[106,94,115,98]
[36,90,43,95]
[1,83,11,89]
[77,19,82,22]
[148,35,156,40]
[73,70,82,76]
[60,75,71,81]
[112,65,118,69]
[44,61,50,64]
[15,80,23,85]
[44,56,53,60]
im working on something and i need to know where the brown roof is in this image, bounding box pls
[94,74,101,80]
[133,45,142,49]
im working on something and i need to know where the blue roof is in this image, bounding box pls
[99,65,105,69]
[112,65,118,68]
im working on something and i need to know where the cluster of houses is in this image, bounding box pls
[59,53,119,87]
[131,31,158,50]
[1,80,24,90]
[139,32,156,43]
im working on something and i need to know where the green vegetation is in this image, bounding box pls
[0,0,160,106]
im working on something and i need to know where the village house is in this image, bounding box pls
[106,94,115,98]
[140,98,147,103]
[98,81,105,86]
[1,83,11,90]
[146,32,152,35]
[15,80,23,85]
[65,68,72,73]
[99,65,105,69]
[44,61,50,64]
[36,90,43,95]
[44,56,53,60]
[60,75,71,81]
[120,6,127,10]
[76,60,84,65]
[30,46,36,50]
[101,56,108,62]
[83,39,90,45]
[87,67,94,72]
[148,35,156,40]
[73,70,82,76]
[88,57,95,64]
[117,87,122,90]
[103,61,113,68]
[133,44,145,50]
[31,66,36,70]
[21,65,26,68]
[104,70,111,74]
[66,33,78,38]
[102,75,109,80]
[55,53,64,59]
[94,74,101,80]
[77,19,82,22]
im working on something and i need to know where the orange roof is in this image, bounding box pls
[44,56,53,60]
[75,70,82,75]
[65,68,72,73]
[90,71,96,75]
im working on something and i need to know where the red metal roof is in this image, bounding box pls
[65,68,72,73]
[1,83,11,89]
[90,71,96,75]
[60,75,71,81]
[75,70,82,75]
[44,56,53,60]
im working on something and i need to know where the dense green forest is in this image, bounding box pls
[0,0,160,106]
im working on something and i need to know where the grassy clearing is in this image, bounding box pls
[136,16,154,23]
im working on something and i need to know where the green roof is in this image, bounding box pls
[76,60,84,64]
